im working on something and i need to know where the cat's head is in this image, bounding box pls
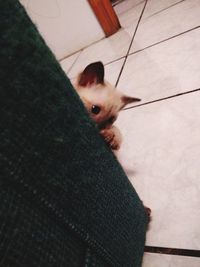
[73,61,140,129]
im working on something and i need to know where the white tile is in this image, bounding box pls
[69,59,124,87]
[114,0,144,17]
[68,2,145,78]
[67,29,130,78]
[117,1,145,30]
[118,28,200,104]
[105,59,124,85]
[59,52,81,75]
[143,0,182,19]
[116,92,200,249]
[131,0,200,52]
[142,253,200,267]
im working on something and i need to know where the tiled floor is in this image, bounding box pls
[60,0,200,266]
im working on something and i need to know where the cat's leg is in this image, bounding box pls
[100,126,122,150]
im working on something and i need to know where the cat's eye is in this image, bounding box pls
[91,105,101,115]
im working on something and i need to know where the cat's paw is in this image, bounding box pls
[100,128,121,150]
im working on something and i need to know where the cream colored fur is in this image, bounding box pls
[73,62,140,150]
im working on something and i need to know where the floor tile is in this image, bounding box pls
[143,0,183,19]
[67,29,130,78]
[116,0,145,31]
[117,28,200,105]
[69,59,124,88]
[68,2,145,78]
[131,0,200,52]
[142,253,200,267]
[104,59,124,85]
[116,92,200,249]
[59,52,81,75]
[67,0,145,79]
[114,0,144,16]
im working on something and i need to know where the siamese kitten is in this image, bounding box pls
[73,61,151,220]
[73,61,141,150]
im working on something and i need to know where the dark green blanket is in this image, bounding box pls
[0,1,147,266]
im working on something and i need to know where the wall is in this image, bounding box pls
[19,0,105,60]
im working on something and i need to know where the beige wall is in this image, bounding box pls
[19,0,105,60]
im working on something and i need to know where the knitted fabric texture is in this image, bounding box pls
[0,1,148,266]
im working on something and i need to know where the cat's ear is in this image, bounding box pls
[120,95,141,109]
[78,62,104,87]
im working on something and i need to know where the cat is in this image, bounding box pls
[74,61,151,221]
[73,61,140,150]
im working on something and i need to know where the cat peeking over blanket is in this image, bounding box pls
[74,61,151,221]
[73,61,140,150]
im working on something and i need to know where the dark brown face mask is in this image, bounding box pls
[76,61,142,129]
[98,116,117,130]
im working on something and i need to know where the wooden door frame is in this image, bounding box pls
[88,0,121,37]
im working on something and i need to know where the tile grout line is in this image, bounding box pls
[59,49,83,63]
[122,88,200,111]
[112,0,127,7]
[60,1,197,80]
[59,36,106,63]
[59,35,106,64]
[144,0,185,20]
[145,246,200,258]
[130,25,200,56]
[114,0,145,16]
[104,56,126,66]
[66,50,83,75]
[105,25,200,68]
[60,0,194,77]
[115,0,148,87]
